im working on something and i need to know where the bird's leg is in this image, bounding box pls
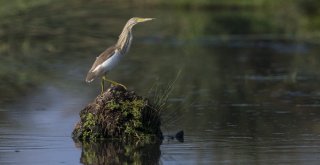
[100,76,105,94]
[102,75,127,90]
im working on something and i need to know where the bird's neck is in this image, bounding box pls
[116,27,132,55]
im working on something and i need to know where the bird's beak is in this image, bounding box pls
[137,18,155,23]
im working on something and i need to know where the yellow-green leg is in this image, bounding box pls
[102,75,127,90]
[100,78,105,94]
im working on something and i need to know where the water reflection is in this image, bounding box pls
[74,140,161,165]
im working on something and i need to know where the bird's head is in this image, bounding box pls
[126,17,155,28]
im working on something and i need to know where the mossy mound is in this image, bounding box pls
[72,85,163,143]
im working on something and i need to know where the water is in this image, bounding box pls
[1,1,320,164]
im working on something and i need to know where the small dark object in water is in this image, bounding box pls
[164,130,184,142]
[175,130,184,142]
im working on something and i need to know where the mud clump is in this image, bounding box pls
[72,85,162,143]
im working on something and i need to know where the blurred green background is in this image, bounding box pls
[1,0,320,100]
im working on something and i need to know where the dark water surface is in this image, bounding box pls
[1,1,320,164]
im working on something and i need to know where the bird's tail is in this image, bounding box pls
[85,72,96,83]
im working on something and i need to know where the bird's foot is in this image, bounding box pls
[102,76,127,90]
[111,82,127,90]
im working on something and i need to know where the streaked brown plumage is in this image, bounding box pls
[85,17,154,92]
[85,46,117,83]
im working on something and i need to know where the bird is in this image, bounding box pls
[85,17,154,93]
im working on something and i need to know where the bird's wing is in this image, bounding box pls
[88,46,118,72]
[86,45,118,83]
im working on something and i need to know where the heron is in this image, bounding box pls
[85,17,154,93]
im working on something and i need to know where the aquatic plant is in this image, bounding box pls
[72,85,163,143]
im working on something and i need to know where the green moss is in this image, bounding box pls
[73,86,162,144]
[106,100,121,110]
[109,98,156,143]
[81,113,100,141]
